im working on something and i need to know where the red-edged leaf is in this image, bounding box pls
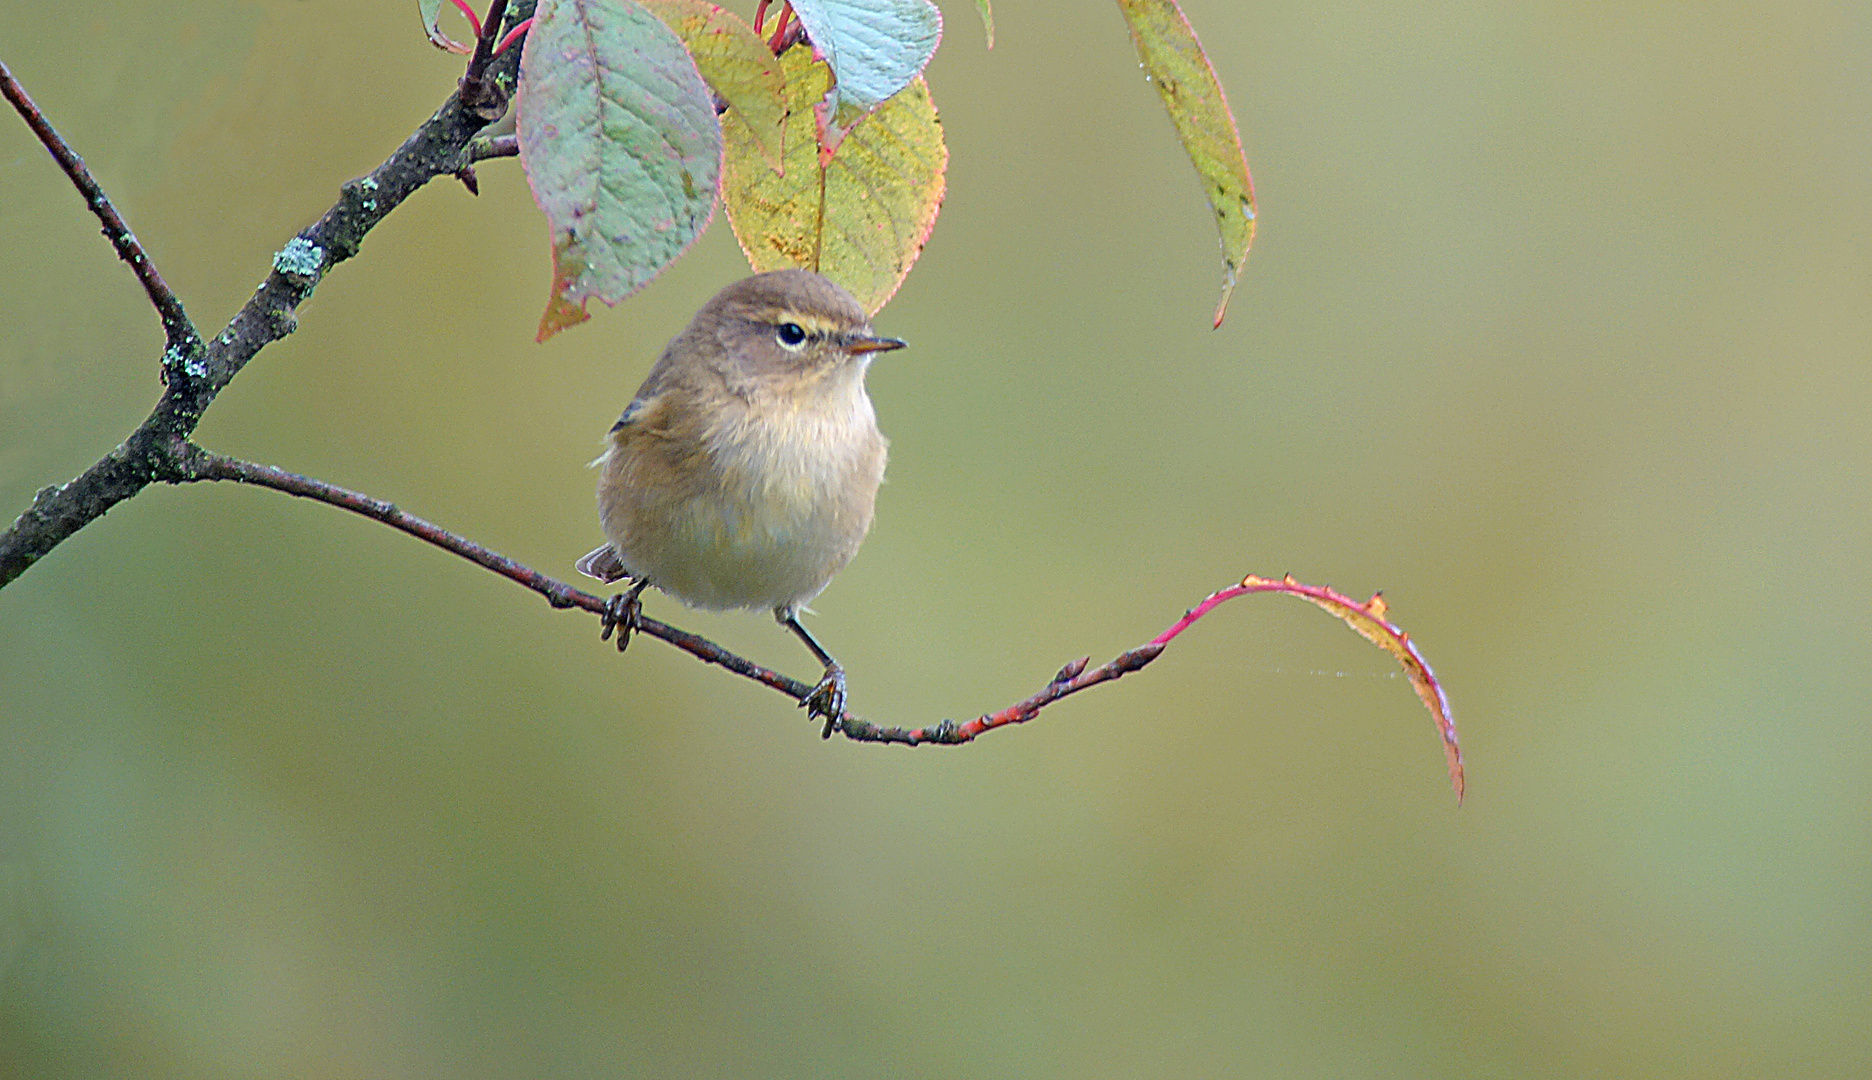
[517,0,723,341]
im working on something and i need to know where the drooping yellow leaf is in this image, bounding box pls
[1115,0,1256,327]
[721,44,946,314]
[637,0,788,170]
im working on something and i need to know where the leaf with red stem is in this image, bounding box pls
[767,3,793,53]
[418,0,478,54]
[1115,0,1256,328]
[492,16,534,56]
[1153,574,1466,801]
[518,0,723,341]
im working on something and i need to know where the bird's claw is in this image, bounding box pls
[600,589,643,652]
[801,663,847,737]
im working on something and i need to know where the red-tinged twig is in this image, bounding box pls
[450,0,485,39]
[0,58,201,358]
[492,17,532,56]
[175,447,1463,800]
[767,3,793,54]
[832,645,1168,746]
[754,0,772,33]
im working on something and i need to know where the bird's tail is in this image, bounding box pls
[576,544,631,584]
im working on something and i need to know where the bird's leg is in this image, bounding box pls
[600,578,651,652]
[778,610,846,736]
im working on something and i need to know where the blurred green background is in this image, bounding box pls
[2,0,1868,1076]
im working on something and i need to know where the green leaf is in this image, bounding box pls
[721,44,946,314]
[782,0,942,160]
[418,0,473,54]
[518,0,723,341]
[974,0,993,49]
[1116,0,1256,327]
[636,0,789,170]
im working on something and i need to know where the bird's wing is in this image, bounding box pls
[590,388,666,468]
[610,395,648,433]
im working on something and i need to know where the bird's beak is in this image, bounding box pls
[842,333,907,355]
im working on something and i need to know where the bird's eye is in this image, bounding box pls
[776,322,808,348]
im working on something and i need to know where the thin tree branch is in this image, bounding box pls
[0,58,200,357]
[0,3,538,588]
[176,448,1175,747]
[181,449,825,700]
[469,133,519,161]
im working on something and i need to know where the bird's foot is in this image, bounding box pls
[599,586,645,652]
[801,663,847,738]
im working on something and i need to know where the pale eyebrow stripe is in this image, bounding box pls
[755,307,842,335]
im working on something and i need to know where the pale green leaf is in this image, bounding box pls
[1116,0,1256,327]
[783,0,941,160]
[417,0,473,54]
[722,44,946,314]
[637,0,788,170]
[518,0,723,341]
[974,0,993,49]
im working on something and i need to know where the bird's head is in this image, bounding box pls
[696,270,906,390]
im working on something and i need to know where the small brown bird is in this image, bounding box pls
[576,270,905,727]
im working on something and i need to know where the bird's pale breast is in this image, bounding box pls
[597,372,886,613]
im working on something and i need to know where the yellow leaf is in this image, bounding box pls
[637,0,788,170]
[1116,0,1257,327]
[721,44,947,314]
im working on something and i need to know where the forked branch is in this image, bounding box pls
[0,3,537,586]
